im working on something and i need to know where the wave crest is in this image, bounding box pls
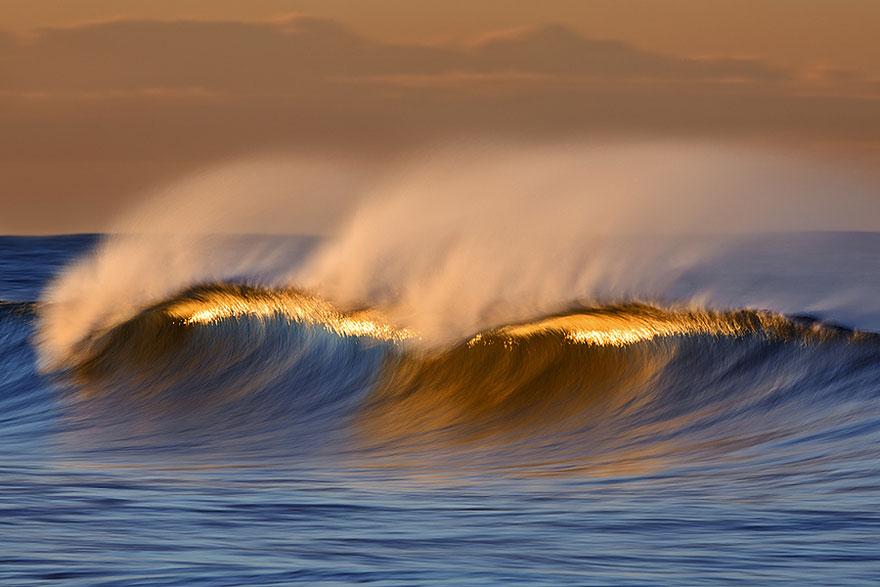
[36,282,879,474]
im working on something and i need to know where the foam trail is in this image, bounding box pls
[37,140,879,365]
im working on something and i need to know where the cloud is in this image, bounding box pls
[2,17,796,95]
[0,15,878,232]
[467,24,788,82]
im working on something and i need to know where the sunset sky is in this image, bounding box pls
[2,0,878,233]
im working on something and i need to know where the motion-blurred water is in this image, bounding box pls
[2,233,880,586]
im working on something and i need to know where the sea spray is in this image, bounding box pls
[37,141,879,365]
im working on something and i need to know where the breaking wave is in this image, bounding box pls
[23,282,878,474]
[25,141,880,474]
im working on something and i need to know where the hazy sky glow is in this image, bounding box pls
[1,1,878,233]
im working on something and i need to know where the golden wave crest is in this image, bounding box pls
[163,285,416,342]
[470,303,831,348]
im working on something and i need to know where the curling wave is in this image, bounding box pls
[35,282,880,474]
[26,142,880,474]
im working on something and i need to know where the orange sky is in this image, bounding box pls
[1,1,878,233]
[4,0,878,74]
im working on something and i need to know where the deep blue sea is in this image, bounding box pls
[2,234,880,586]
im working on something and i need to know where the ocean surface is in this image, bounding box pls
[2,233,880,585]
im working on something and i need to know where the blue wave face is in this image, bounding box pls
[22,283,880,472]
[2,234,880,585]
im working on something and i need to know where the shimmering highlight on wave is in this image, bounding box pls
[163,285,415,342]
[475,303,843,348]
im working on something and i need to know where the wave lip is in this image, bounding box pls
[474,302,863,347]
[44,283,875,373]
[163,284,415,341]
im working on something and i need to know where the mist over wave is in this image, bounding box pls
[36,157,365,367]
[296,141,880,340]
[37,140,879,366]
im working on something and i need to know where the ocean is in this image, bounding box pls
[2,232,880,586]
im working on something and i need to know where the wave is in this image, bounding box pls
[26,141,880,472]
[35,142,880,365]
[29,282,879,473]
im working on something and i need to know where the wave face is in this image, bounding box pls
[27,143,880,474]
[33,280,878,478]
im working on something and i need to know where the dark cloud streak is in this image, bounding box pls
[3,16,794,93]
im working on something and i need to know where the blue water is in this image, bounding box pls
[2,234,880,586]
